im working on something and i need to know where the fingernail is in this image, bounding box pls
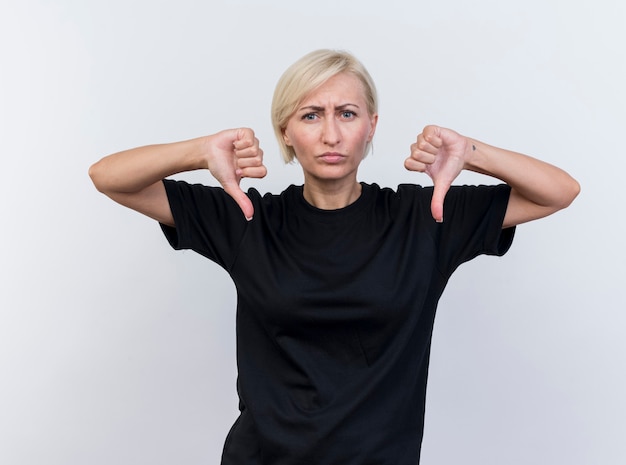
[246,216,253,222]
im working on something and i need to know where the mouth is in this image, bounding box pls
[318,152,346,163]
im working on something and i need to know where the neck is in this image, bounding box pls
[302,179,362,210]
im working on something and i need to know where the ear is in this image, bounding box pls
[282,128,292,146]
[367,114,379,142]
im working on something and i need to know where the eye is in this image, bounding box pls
[301,113,318,121]
[340,110,356,119]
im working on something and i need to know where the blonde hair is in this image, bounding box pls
[271,49,378,163]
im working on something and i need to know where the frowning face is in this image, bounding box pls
[282,72,378,186]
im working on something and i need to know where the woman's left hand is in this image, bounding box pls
[404,124,580,228]
[404,125,472,222]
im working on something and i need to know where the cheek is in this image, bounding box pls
[286,127,314,150]
[356,125,374,146]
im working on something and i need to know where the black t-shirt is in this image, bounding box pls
[161,181,515,465]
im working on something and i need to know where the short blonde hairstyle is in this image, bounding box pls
[271,49,378,163]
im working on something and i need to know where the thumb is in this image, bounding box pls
[223,182,255,221]
[430,180,451,223]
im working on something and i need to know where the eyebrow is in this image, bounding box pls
[298,103,360,112]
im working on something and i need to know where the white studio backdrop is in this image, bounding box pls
[0,0,624,464]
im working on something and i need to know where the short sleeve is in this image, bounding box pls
[159,179,250,270]
[435,184,515,276]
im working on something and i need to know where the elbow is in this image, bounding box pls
[552,175,581,212]
[561,176,581,209]
[88,160,108,194]
[88,162,101,191]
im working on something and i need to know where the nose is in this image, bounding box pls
[321,116,341,146]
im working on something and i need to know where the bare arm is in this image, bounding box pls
[88,128,267,226]
[405,125,580,227]
[464,139,580,228]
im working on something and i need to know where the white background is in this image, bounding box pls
[1,0,624,464]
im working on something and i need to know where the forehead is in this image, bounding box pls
[299,73,367,107]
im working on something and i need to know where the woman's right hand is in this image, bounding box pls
[89,128,267,226]
[204,128,267,221]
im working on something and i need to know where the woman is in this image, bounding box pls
[89,49,579,464]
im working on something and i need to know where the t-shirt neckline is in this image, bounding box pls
[291,182,373,224]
